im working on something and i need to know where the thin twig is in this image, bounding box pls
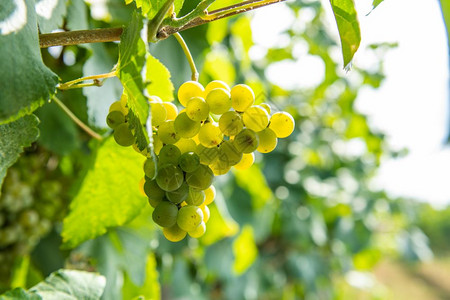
[58,71,116,90]
[173,33,199,81]
[52,96,103,140]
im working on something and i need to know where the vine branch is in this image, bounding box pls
[39,0,286,48]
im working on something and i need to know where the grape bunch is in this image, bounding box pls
[0,151,69,287]
[107,80,294,242]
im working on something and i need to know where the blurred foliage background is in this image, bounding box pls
[1,0,450,299]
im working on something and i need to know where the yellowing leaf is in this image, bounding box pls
[232,225,258,275]
[62,137,146,249]
[329,0,361,68]
[146,54,174,101]
[201,203,239,246]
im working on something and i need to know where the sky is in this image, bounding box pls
[252,0,450,207]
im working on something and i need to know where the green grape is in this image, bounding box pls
[175,138,197,154]
[178,81,205,107]
[185,187,205,206]
[158,120,180,144]
[178,152,200,172]
[177,205,203,232]
[163,223,187,242]
[144,180,165,207]
[109,100,128,116]
[256,128,278,153]
[243,105,269,132]
[174,112,201,138]
[231,84,255,112]
[198,122,223,148]
[260,103,271,114]
[152,201,178,227]
[106,111,125,129]
[159,144,181,165]
[268,111,295,138]
[153,132,163,154]
[163,102,178,120]
[19,210,39,228]
[150,101,167,127]
[195,144,219,165]
[186,97,209,121]
[166,182,189,204]
[234,152,255,170]
[114,123,134,147]
[185,164,214,190]
[233,128,259,153]
[209,159,231,176]
[188,221,206,238]
[156,164,184,192]
[200,205,210,223]
[143,157,157,179]
[205,88,231,115]
[218,140,243,166]
[219,111,244,136]
[204,185,216,205]
[204,80,230,95]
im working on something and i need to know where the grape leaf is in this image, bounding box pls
[61,137,147,249]
[0,0,59,124]
[117,11,152,151]
[117,11,148,121]
[372,0,384,10]
[146,53,174,101]
[0,288,41,300]
[0,115,39,189]
[35,0,68,33]
[232,225,258,275]
[77,222,156,300]
[0,270,105,300]
[329,0,361,69]
[127,107,149,151]
[125,0,184,18]
[30,269,106,300]
[66,0,89,31]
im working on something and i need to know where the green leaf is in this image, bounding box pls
[1,270,105,300]
[36,0,68,33]
[66,0,89,30]
[372,0,384,10]
[0,288,41,300]
[61,137,147,249]
[146,53,175,101]
[0,0,59,124]
[127,107,149,151]
[129,0,184,18]
[30,269,106,300]
[0,115,39,188]
[329,0,361,68]
[117,11,153,151]
[122,253,160,300]
[117,11,149,122]
[439,0,450,52]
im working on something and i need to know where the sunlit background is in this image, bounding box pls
[254,0,450,207]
